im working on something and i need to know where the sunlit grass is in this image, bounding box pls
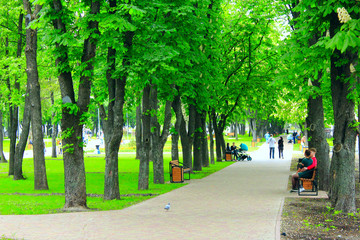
[0,152,233,215]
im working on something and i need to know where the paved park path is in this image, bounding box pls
[0,140,293,240]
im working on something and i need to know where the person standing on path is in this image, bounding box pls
[268,134,276,159]
[292,131,297,144]
[278,136,284,159]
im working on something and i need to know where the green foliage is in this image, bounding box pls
[63,143,74,154]
[63,102,79,116]
[61,127,74,140]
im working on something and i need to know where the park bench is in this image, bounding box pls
[225,152,232,161]
[298,168,318,196]
[169,160,191,183]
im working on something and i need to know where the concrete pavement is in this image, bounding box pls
[0,140,293,240]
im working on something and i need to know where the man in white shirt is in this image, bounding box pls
[268,134,276,159]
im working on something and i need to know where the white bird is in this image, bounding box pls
[164,203,170,211]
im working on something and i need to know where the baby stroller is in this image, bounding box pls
[287,134,293,143]
[237,143,252,161]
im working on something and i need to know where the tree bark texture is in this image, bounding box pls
[328,12,357,213]
[212,110,227,161]
[211,109,222,161]
[179,103,195,168]
[150,85,172,184]
[305,73,330,191]
[102,45,121,200]
[135,103,142,160]
[13,80,31,180]
[102,3,133,198]
[51,122,58,158]
[23,1,48,190]
[193,109,202,171]
[208,111,215,164]
[251,118,257,141]
[51,0,100,208]
[201,111,209,167]
[234,121,238,140]
[50,92,58,158]
[7,13,22,175]
[138,84,151,190]
[0,111,7,163]
[171,93,181,161]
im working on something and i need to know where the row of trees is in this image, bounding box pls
[1,0,359,213]
[1,0,284,210]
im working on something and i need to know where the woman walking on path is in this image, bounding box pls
[278,136,284,159]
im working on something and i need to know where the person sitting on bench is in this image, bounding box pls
[290,149,313,192]
[300,147,317,172]
[231,142,238,160]
[226,143,231,152]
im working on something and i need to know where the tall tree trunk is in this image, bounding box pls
[8,12,23,176]
[13,81,31,180]
[150,85,172,184]
[211,109,222,161]
[234,120,238,140]
[358,103,360,183]
[52,123,58,158]
[102,0,133,200]
[179,104,196,168]
[201,111,209,167]
[249,118,257,142]
[171,93,181,161]
[138,84,151,190]
[50,92,58,158]
[306,73,330,191]
[135,103,142,160]
[208,111,215,164]
[51,0,100,208]
[23,2,48,190]
[358,74,360,183]
[193,109,202,171]
[241,123,246,135]
[0,110,6,163]
[328,12,357,213]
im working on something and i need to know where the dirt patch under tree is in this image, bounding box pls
[280,154,360,239]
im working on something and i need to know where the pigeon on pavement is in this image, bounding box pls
[164,203,170,211]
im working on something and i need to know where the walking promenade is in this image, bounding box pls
[0,141,292,240]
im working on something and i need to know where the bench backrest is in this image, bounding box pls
[310,168,317,181]
[170,160,180,166]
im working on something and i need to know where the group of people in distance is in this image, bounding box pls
[290,148,317,192]
[226,142,248,160]
[265,132,284,159]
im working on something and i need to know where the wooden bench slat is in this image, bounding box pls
[298,168,318,196]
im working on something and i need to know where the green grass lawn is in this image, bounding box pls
[224,134,263,152]
[1,138,52,152]
[0,134,261,215]
[116,134,262,153]
[292,138,334,151]
[0,153,233,215]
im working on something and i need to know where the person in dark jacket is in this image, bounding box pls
[290,149,313,192]
[226,143,231,152]
[292,131,297,144]
[230,142,238,160]
[278,136,284,159]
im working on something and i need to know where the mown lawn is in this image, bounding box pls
[0,134,261,215]
[0,153,233,215]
